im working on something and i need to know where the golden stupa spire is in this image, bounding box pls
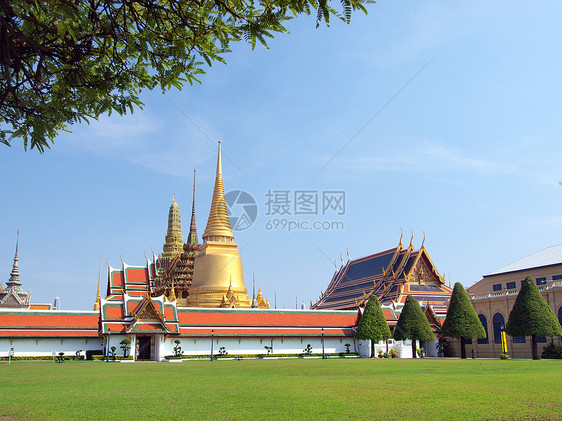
[202,141,234,241]
[94,258,101,312]
[186,141,251,308]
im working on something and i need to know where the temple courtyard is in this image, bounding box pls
[0,358,559,420]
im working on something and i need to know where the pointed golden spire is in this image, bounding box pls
[226,279,234,299]
[409,230,414,249]
[94,257,101,311]
[187,167,198,245]
[256,282,264,301]
[202,141,234,241]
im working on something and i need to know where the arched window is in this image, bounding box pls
[492,313,504,344]
[478,314,489,344]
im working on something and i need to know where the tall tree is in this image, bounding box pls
[0,0,371,152]
[355,295,391,357]
[441,282,486,359]
[506,276,562,360]
[393,295,434,358]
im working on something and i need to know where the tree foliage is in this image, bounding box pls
[393,295,434,342]
[0,0,371,152]
[355,295,391,342]
[441,282,486,340]
[506,276,562,338]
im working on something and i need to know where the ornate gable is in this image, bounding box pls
[131,296,166,325]
[407,248,442,285]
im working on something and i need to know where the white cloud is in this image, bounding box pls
[58,104,218,178]
[322,136,516,176]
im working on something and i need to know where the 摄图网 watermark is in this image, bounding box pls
[225,189,346,232]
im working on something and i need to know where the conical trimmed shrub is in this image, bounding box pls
[506,276,562,359]
[441,282,485,358]
[355,296,391,357]
[394,295,434,358]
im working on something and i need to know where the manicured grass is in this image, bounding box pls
[0,358,560,420]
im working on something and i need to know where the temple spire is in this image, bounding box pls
[162,194,183,260]
[7,232,22,288]
[202,141,234,241]
[187,168,198,246]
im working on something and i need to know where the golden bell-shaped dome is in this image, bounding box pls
[186,142,250,308]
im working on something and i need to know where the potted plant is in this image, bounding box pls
[390,349,397,358]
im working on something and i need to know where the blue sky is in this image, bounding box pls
[2,0,562,310]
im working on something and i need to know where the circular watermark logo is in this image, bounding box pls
[225,190,258,231]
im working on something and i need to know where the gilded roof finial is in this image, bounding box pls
[399,228,403,247]
[202,141,234,241]
[169,279,177,302]
[346,247,350,261]
[409,230,414,249]
[94,257,101,311]
[421,231,426,249]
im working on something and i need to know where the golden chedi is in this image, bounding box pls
[186,142,251,308]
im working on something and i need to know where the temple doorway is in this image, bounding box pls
[137,336,152,360]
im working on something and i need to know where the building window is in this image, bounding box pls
[478,314,489,344]
[553,275,562,281]
[492,284,502,291]
[537,336,547,343]
[506,281,516,289]
[513,336,526,343]
[492,313,505,344]
[465,338,472,344]
[536,277,547,286]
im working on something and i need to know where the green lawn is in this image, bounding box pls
[0,358,560,420]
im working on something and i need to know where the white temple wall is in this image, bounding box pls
[0,337,103,357]
[355,339,417,358]
[158,336,354,359]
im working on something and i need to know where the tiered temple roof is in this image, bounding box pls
[312,235,452,320]
[100,259,179,335]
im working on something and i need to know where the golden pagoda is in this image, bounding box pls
[154,194,184,297]
[162,194,183,262]
[186,142,251,308]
